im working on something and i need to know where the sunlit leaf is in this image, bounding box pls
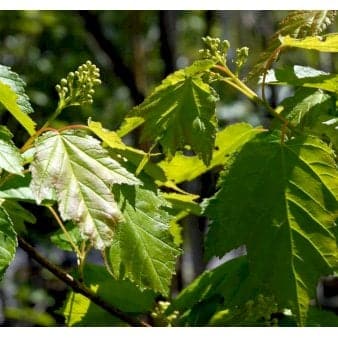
[0,125,23,175]
[281,34,338,52]
[129,60,218,165]
[159,123,263,184]
[116,116,145,138]
[0,64,36,135]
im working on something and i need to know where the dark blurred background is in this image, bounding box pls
[0,10,337,326]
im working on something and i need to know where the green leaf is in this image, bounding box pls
[30,130,140,250]
[116,116,145,138]
[276,88,338,150]
[279,88,334,126]
[204,133,338,325]
[88,120,129,151]
[88,120,166,183]
[4,307,56,326]
[62,286,126,326]
[167,256,249,326]
[0,126,24,175]
[0,64,36,136]
[168,213,184,247]
[61,264,156,326]
[306,307,338,326]
[264,66,338,93]
[0,207,17,279]
[0,173,35,201]
[249,10,336,81]
[208,294,279,326]
[50,221,83,252]
[162,192,202,247]
[107,185,180,295]
[159,123,264,184]
[129,60,218,165]
[162,192,201,216]
[281,34,338,52]
[1,200,36,233]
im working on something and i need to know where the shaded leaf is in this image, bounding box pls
[50,221,83,252]
[30,130,140,250]
[204,133,338,325]
[0,173,35,201]
[167,256,249,326]
[279,88,334,126]
[0,64,36,135]
[107,185,180,295]
[0,125,23,175]
[277,88,338,150]
[1,200,36,233]
[306,307,338,326]
[0,207,17,279]
[4,307,55,326]
[208,294,278,326]
[129,60,218,165]
[61,264,156,326]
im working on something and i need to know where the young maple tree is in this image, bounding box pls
[0,10,337,326]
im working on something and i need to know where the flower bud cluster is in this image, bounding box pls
[151,301,179,326]
[235,46,249,74]
[55,60,101,107]
[199,36,230,64]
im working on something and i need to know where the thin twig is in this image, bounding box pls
[18,236,150,327]
[47,206,82,258]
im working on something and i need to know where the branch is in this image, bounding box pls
[18,236,150,327]
[78,11,145,104]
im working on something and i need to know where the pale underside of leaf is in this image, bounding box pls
[30,130,140,249]
[205,133,338,325]
[263,66,338,93]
